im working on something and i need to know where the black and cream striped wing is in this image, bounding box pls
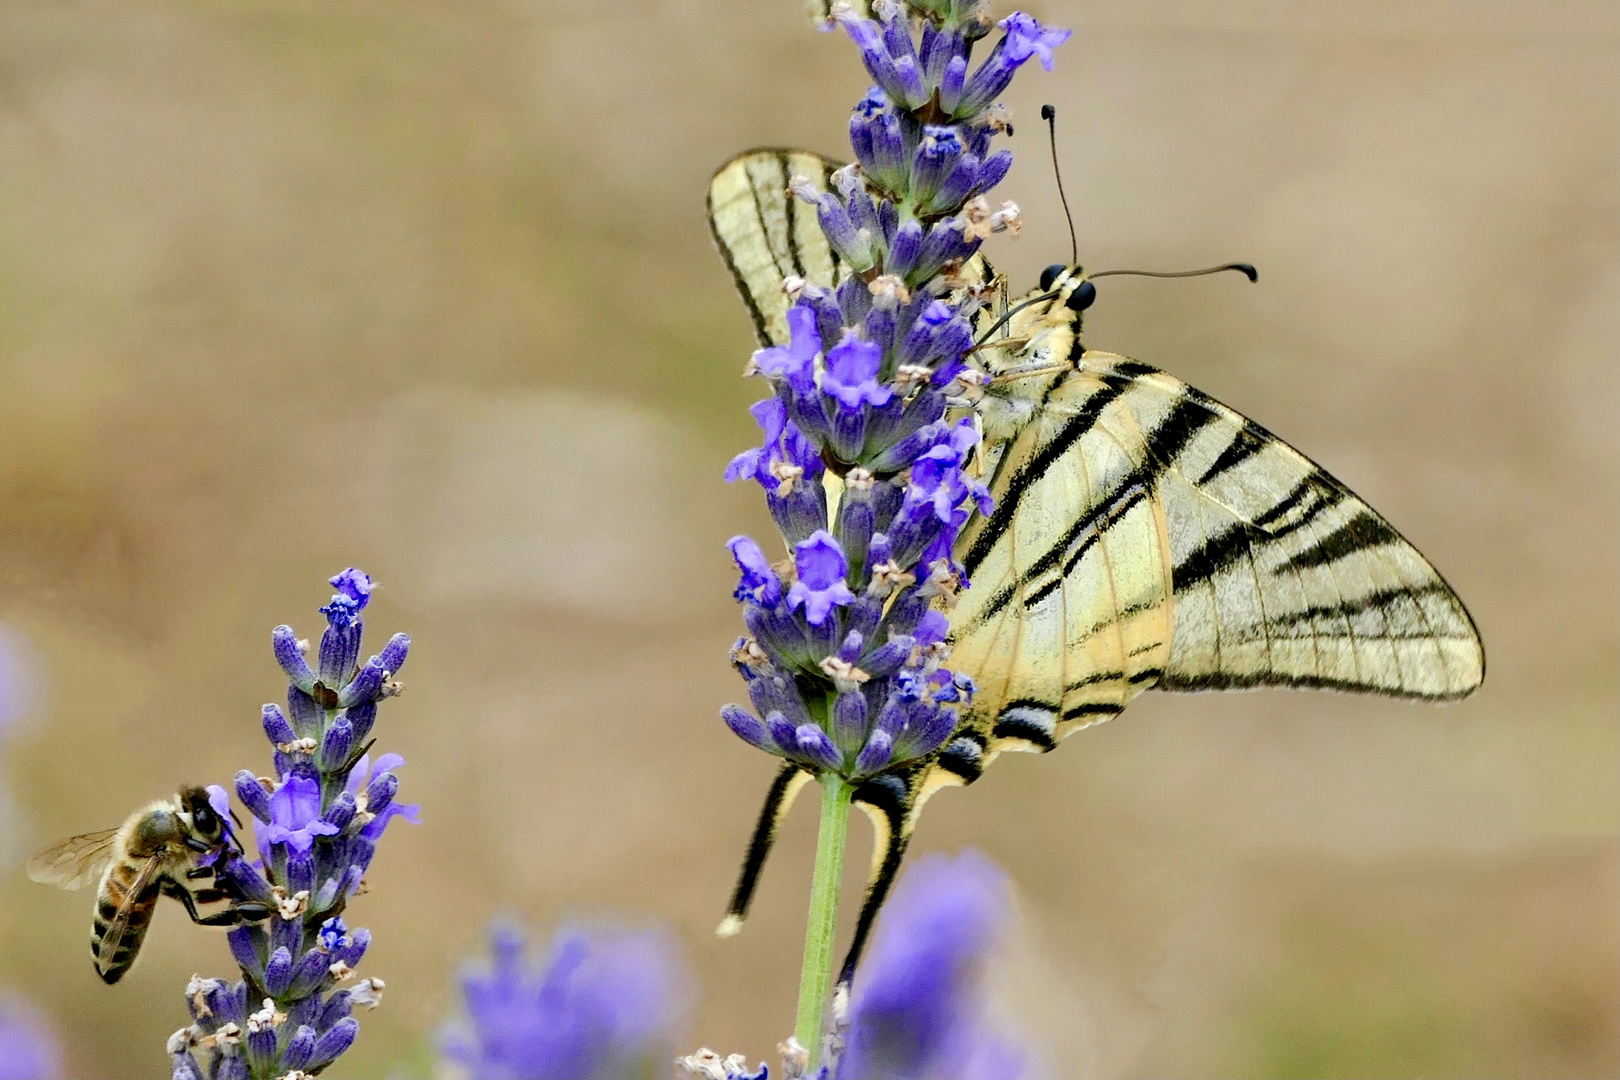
[707,148,993,348]
[1084,351,1484,699]
[950,351,1484,752]
[948,358,1177,768]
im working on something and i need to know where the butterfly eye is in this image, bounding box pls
[1065,280,1097,312]
[1039,264,1067,292]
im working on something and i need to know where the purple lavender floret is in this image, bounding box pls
[169,570,412,1080]
[0,993,62,1080]
[836,850,1028,1080]
[718,1,1065,782]
[439,920,687,1080]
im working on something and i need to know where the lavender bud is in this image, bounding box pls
[286,686,321,733]
[219,856,273,904]
[863,636,914,678]
[282,1026,317,1072]
[318,991,353,1032]
[227,926,264,979]
[795,724,845,772]
[765,711,800,755]
[974,148,1013,196]
[270,913,302,962]
[338,658,384,707]
[272,626,316,693]
[309,1018,359,1070]
[895,707,958,762]
[317,621,361,689]
[722,704,778,754]
[261,704,296,747]
[318,716,354,772]
[766,481,829,547]
[245,1023,277,1067]
[234,770,273,823]
[322,790,356,831]
[218,1056,249,1080]
[854,729,894,775]
[345,699,377,744]
[287,947,333,998]
[262,947,293,996]
[939,54,968,113]
[286,852,315,896]
[337,927,370,969]
[362,772,397,816]
[377,632,410,676]
[886,218,923,281]
[831,689,869,757]
[171,1051,202,1080]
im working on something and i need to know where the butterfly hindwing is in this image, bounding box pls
[707,148,992,348]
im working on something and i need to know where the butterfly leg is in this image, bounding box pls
[834,773,921,996]
[717,763,813,938]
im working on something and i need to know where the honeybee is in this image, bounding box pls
[27,786,271,984]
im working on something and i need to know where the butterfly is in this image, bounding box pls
[706,147,1485,991]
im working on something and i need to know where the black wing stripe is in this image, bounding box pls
[775,150,809,280]
[963,379,1131,577]
[1173,522,1261,591]
[746,158,794,285]
[1013,486,1150,614]
[1266,582,1453,630]
[1281,510,1403,571]
[705,188,771,346]
[1192,423,1267,485]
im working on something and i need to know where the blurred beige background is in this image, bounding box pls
[0,1,1615,1077]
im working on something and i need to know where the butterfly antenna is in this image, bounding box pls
[1041,104,1079,266]
[1091,263,1259,282]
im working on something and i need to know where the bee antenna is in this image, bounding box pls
[1041,104,1079,266]
[1090,263,1259,283]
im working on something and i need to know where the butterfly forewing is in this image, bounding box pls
[1081,352,1484,699]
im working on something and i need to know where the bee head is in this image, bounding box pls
[177,785,225,844]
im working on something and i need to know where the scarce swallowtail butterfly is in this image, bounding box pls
[707,147,1485,990]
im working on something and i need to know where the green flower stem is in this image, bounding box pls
[795,769,854,1068]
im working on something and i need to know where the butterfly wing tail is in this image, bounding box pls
[718,763,813,938]
[836,773,921,995]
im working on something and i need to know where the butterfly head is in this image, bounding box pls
[1037,263,1098,314]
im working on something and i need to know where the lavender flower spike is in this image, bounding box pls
[438,919,688,1080]
[169,571,414,1080]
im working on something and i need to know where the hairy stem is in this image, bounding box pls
[795,770,853,1068]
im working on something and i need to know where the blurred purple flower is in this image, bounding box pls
[0,626,42,742]
[837,851,1028,1080]
[0,995,61,1080]
[440,920,688,1080]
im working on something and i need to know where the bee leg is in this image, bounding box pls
[165,882,272,926]
[184,866,213,880]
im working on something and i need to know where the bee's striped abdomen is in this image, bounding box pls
[92,861,159,985]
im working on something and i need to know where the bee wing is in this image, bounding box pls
[26,829,120,891]
[96,853,165,975]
